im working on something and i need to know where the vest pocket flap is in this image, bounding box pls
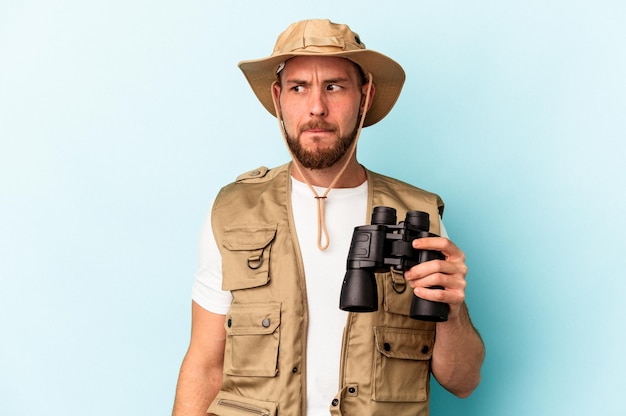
[223,225,277,251]
[221,224,277,291]
[208,391,277,416]
[223,302,281,377]
[374,326,435,361]
[226,302,281,335]
[372,326,434,402]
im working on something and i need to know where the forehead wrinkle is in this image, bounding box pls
[284,76,352,86]
[281,56,359,85]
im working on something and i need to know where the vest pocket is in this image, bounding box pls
[372,326,434,402]
[224,302,281,377]
[221,224,277,291]
[208,391,277,416]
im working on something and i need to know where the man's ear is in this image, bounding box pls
[272,81,282,113]
[360,81,376,113]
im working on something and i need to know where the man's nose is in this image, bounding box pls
[308,88,327,117]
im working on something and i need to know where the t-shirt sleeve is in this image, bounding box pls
[191,201,233,314]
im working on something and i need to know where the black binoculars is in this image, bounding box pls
[339,206,449,322]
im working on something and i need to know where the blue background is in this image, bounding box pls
[1,1,625,415]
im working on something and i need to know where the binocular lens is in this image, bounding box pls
[405,210,430,231]
[371,206,397,225]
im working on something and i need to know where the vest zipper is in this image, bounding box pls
[217,399,271,415]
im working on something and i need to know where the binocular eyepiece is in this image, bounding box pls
[339,206,449,322]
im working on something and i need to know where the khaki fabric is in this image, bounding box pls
[208,163,443,416]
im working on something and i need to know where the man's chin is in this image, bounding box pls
[287,132,355,170]
[295,151,346,170]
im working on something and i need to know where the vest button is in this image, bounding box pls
[331,399,339,407]
[262,318,271,328]
[421,345,430,354]
[348,387,356,394]
[383,342,391,351]
[227,318,232,328]
[292,367,298,373]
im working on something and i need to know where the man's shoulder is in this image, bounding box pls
[365,167,445,216]
[366,168,436,196]
[233,163,290,184]
[213,163,290,203]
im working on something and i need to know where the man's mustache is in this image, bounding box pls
[299,121,337,133]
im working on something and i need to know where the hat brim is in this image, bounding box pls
[238,49,405,127]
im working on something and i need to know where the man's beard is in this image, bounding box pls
[286,121,358,170]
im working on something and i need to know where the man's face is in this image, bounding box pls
[273,56,372,170]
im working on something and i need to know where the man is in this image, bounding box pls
[173,19,484,416]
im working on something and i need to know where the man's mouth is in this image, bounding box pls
[300,122,336,134]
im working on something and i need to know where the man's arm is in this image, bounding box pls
[430,302,484,397]
[405,237,485,398]
[172,301,226,416]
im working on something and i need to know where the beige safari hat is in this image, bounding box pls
[238,19,406,127]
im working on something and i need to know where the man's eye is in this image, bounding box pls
[292,85,305,92]
[327,84,342,91]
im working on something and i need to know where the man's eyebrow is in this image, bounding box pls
[284,78,309,85]
[325,77,351,84]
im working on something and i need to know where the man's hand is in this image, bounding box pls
[404,237,468,319]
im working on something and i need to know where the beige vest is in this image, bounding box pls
[208,163,444,416]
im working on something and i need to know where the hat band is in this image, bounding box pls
[276,36,364,55]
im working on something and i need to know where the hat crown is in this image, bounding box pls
[273,19,366,55]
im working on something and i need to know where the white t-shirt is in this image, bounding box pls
[191,177,446,415]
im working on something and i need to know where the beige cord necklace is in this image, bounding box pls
[271,72,374,251]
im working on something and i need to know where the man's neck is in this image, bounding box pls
[290,159,366,188]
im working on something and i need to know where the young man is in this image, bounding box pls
[173,19,484,416]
